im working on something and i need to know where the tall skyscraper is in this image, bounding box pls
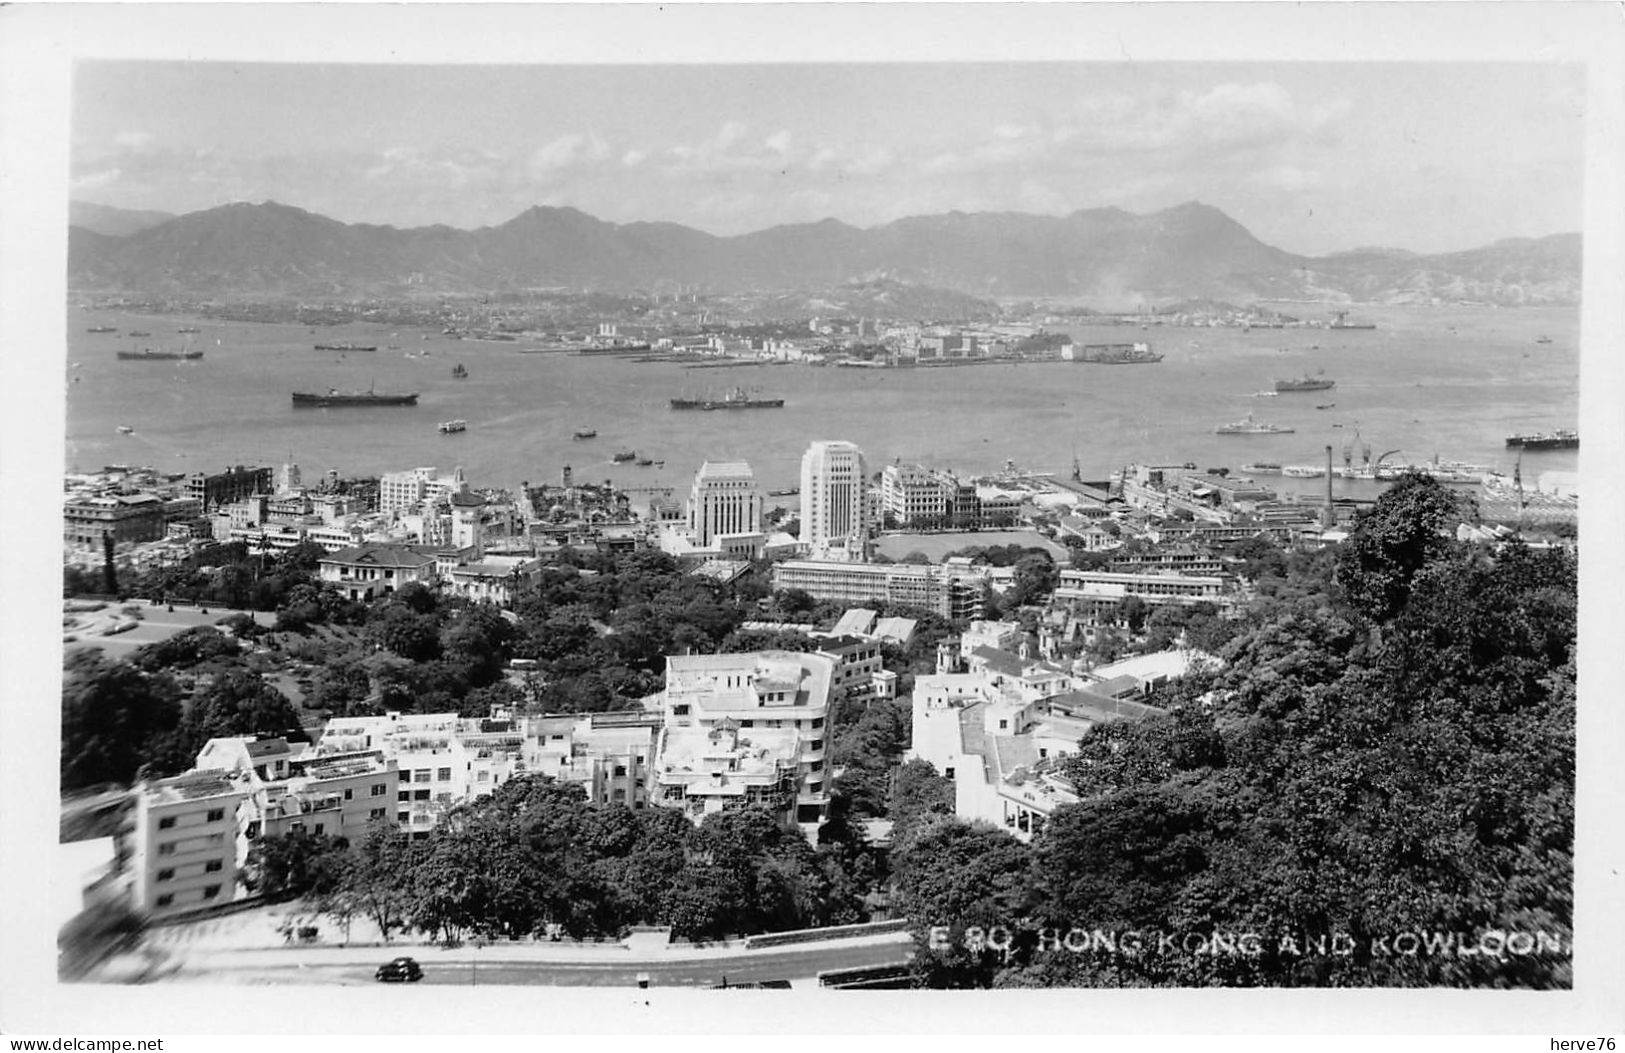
[688,461,762,547]
[800,440,868,559]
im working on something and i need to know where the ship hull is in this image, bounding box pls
[670,399,785,410]
[1506,434,1578,450]
[118,351,204,361]
[1275,380,1335,392]
[292,391,418,407]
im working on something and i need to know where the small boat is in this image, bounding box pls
[314,342,378,352]
[128,330,152,338]
[612,450,637,463]
[768,487,801,496]
[1315,403,1336,410]
[573,429,598,440]
[1535,336,1553,344]
[636,457,654,467]
[1239,463,1281,474]
[452,363,468,378]
[86,326,116,334]
[1281,464,1326,478]
[439,419,467,434]
[177,326,201,334]
[116,425,134,434]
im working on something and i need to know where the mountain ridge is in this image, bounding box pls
[67,199,1581,308]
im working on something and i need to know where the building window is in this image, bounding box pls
[313,823,324,836]
[415,770,431,783]
[206,808,225,822]
[157,843,175,857]
[205,860,223,873]
[202,885,222,900]
[343,788,353,801]
[156,868,175,882]
[672,704,690,717]
[437,768,451,781]
[613,765,627,777]
[414,789,430,801]
[245,820,260,841]
[370,809,386,820]
[158,816,176,830]
[371,784,386,796]
[476,771,489,782]
[155,894,174,908]
[398,791,411,802]
[397,811,410,823]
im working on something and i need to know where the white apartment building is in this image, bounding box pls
[799,441,868,559]
[194,736,400,851]
[661,651,837,824]
[688,461,763,547]
[524,712,662,807]
[127,771,245,919]
[315,712,525,837]
[653,724,804,824]
[379,465,468,518]
[1052,568,1236,622]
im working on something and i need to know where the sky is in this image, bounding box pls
[70,60,1585,257]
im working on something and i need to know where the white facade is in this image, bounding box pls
[661,651,836,824]
[379,465,467,518]
[799,441,868,558]
[688,461,762,547]
[127,772,245,919]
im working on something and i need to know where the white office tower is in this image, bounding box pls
[800,440,868,560]
[688,461,762,547]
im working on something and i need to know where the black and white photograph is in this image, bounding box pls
[2,2,1622,1042]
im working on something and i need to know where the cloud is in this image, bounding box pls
[527,132,611,176]
[764,129,793,156]
[113,130,155,150]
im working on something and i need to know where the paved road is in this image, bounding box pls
[177,941,911,988]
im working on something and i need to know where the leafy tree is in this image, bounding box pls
[61,652,185,790]
[1334,472,1473,623]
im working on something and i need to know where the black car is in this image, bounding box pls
[375,956,423,983]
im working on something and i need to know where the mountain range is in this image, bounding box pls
[66,200,1581,308]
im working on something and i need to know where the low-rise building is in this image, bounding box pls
[318,543,439,602]
[772,559,985,621]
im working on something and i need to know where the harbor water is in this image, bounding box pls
[65,304,1580,500]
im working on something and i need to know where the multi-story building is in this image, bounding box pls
[813,635,888,705]
[63,493,168,549]
[880,463,949,526]
[908,668,1167,842]
[194,736,400,849]
[524,712,663,807]
[1052,568,1235,622]
[318,543,439,602]
[187,466,272,513]
[772,559,985,622]
[660,651,837,824]
[652,724,804,824]
[799,441,868,559]
[379,465,467,518]
[315,712,526,837]
[688,461,763,547]
[126,771,245,919]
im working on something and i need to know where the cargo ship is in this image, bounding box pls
[1216,413,1294,435]
[1073,342,1163,364]
[314,342,378,352]
[612,450,637,463]
[1505,429,1578,450]
[573,429,598,440]
[117,347,204,361]
[291,387,418,407]
[1275,372,1335,393]
[670,386,785,410]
